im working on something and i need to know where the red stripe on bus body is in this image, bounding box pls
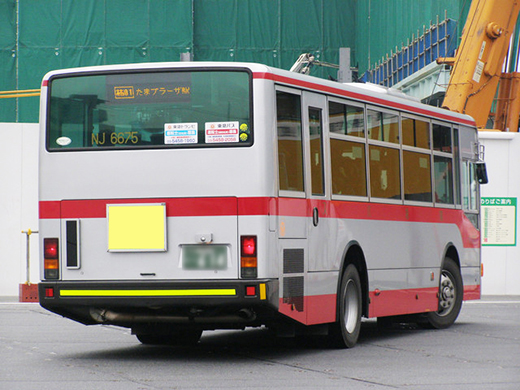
[41,196,470,222]
[40,197,239,219]
[39,196,480,248]
[278,289,438,325]
[253,72,476,126]
[277,284,480,325]
[369,284,481,319]
[278,294,337,325]
[368,287,439,318]
[39,200,60,219]
[463,284,481,300]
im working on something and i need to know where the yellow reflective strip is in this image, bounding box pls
[259,283,267,300]
[60,289,236,297]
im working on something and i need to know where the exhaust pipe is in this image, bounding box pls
[90,308,256,325]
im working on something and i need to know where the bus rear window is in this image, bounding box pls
[47,69,252,150]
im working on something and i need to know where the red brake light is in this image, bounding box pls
[241,236,256,256]
[44,238,59,259]
[44,238,59,279]
[240,235,257,279]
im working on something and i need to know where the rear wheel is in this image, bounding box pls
[424,257,463,329]
[330,264,362,348]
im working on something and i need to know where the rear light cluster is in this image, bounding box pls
[240,235,257,279]
[245,283,267,300]
[44,238,59,279]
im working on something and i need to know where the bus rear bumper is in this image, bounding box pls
[38,279,279,329]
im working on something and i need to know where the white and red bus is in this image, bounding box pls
[38,62,487,347]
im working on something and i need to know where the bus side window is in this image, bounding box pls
[329,101,364,138]
[369,145,401,199]
[403,150,432,202]
[402,117,430,149]
[276,91,304,192]
[367,110,399,144]
[330,139,367,197]
[309,107,324,196]
[462,160,479,211]
[434,156,454,204]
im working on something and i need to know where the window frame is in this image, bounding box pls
[400,113,433,206]
[432,120,458,209]
[366,105,402,204]
[45,67,254,152]
[276,86,306,199]
[329,97,369,202]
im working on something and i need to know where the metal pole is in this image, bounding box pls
[21,229,38,285]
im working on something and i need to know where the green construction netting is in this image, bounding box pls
[0,0,16,117]
[1,0,467,123]
[355,0,468,74]
[1,0,355,122]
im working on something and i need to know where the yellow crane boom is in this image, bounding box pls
[438,0,520,129]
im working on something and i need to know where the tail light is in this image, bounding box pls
[240,235,257,278]
[44,238,59,280]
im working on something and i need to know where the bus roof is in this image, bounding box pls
[41,61,476,127]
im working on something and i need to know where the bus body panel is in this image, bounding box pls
[38,61,483,334]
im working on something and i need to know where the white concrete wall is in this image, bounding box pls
[0,123,517,296]
[0,123,39,297]
[479,132,520,295]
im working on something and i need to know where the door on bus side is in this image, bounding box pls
[301,91,331,273]
[275,87,331,323]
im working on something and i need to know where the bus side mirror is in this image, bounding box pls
[476,162,488,184]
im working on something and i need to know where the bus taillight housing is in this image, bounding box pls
[240,235,257,279]
[44,238,59,280]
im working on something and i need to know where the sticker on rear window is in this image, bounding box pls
[164,123,198,144]
[205,121,239,143]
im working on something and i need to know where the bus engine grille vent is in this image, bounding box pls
[283,276,304,312]
[283,248,304,274]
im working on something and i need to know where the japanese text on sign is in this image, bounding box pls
[113,85,190,100]
[481,197,517,246]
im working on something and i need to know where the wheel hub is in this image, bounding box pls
[439,273,455,314]
[343,280,359,333]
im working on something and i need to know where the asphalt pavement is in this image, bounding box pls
[1,295,519,390]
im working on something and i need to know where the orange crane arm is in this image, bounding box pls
[438,0,520,128]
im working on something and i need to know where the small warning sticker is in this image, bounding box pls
[473,60,484,83]
[205,121,239,143]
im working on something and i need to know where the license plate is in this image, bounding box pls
[182,245,228,270]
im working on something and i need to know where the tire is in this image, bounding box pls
[424,257,463,329]
[136,329,203,346]
[330,264,362,348]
